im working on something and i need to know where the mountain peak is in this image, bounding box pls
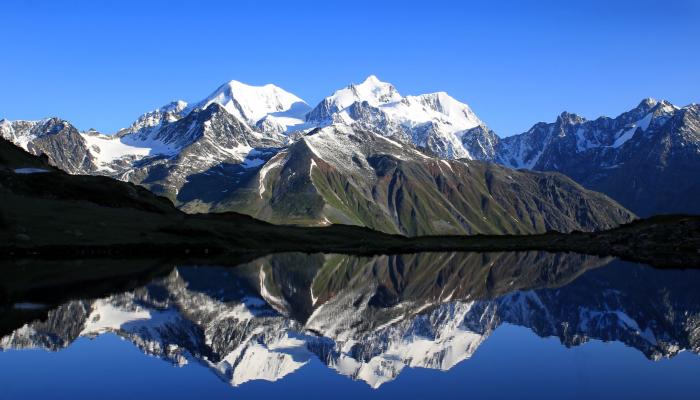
[122,100,189,135]
[306,76,402,123]
[305,79,486,158]
[638,97,659,109]
[556,111,585,125]
[219,79,291,96]
[162,100,188,113]
[193,80,308,126]
[633,98,680,116]
[401,92,483,129]
[346,75,401,105]
[351,75,389,90]
[360,74,382,85]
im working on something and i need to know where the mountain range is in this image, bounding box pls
[2,76,697,233]
[495,98,700,216]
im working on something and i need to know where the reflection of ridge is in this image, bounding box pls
[496,261,700,360]
[2,252,700,388]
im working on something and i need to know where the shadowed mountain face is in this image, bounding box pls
[3,252,700,388]
[496,100,700,216]
[0,118,96,174]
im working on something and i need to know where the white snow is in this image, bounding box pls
[82,132,178,169]
[382,92,482,133]
[522,148,544,169]
[574,127,596,152]
[1,119,43,150]
[307,76,478,159]
[258,114,311,134]
[377,135,403,148]
[317,75,402,115]
[611,113,653,148]
[636,112,653,131]
[258,266,290,314]
[258,153,286,198]
[81,300,152,335]
[315,299,488,388]
[192,80,311,130]
[440,159,454,172]
[612,126,637,148]
[127,100,188,133]
[220,335,310,386]
[83,134,150,161]
[304,77,483,160]
[214,143,253,160]
[302,126,369,174]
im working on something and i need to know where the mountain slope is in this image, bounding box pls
[116,103,286,201]
[211,125,634,235]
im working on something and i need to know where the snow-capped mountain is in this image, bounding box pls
[0,75,517,175]
[0,75,518,174]
[190,80,311,134]
[120,100,189,136]
[305,75,493,159]
[3,252,700,388]
[1,79,315,178]
[1,76,637,235]
[495,99,700,216]
[4,76,697,224]
[305,75,402,121]
[497,99,680,169]
[120,80,312,137]
[115,103,285,200]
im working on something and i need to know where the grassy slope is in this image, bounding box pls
[212,132,636,236]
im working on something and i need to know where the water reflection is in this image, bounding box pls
[1,252,699,388]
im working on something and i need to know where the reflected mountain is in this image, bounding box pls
[2,252,700,388]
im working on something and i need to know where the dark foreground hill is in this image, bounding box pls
[1,137,698,268]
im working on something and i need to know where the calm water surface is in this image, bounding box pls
[1,252,700,399]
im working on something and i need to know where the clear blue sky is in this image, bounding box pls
[1,0,698,136]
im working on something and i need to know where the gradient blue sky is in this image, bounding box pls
[1,0,698,136]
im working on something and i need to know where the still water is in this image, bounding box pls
[1,252,700,399]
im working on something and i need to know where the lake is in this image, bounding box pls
[1,251,700,399]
